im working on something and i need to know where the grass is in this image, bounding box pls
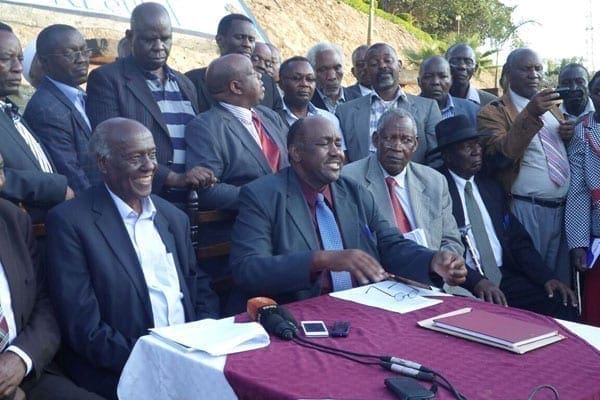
[338,0,439,46]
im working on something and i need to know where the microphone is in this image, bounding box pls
[247,297,298,340]
[380,361,435,381]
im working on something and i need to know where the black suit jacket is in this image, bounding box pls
[45,185,218,399]
[85,56,199,195]
[0,199,59,378]
[24,77,98,194]
[185,66,283,113]
[310,87,361,112]
[439,167,556,290]
[0,103,67,222]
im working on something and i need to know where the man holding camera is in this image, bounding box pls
[477,48,574,285]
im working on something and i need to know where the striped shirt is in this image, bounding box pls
[368,87,408,152]
[144,67,195,173]
[440,95,456,120]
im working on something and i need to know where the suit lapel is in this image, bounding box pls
[354,97,371,158]
[123,58,170,138]
[405,163,431,229]
[474,175,504,238]
[92,187,152,318]
[441,167,466,226]
[332,180,360,249]
[365,155,395,223]
[219,106,273,174]
[285,170,319,249]
[42,79,92,138]
[0,214,24,331]
[0,111,41,168]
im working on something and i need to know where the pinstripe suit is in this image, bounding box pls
[85,56,199,196]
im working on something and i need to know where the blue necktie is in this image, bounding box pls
[315,193,353,291]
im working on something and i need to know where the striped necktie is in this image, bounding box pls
[539,126,569,186]
[315,193,353,291]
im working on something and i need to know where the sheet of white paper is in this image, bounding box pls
[402,228,428,247]
[329,280,443,313]
[149,318,270,356]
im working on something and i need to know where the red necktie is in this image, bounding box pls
[252,112,280,173]
[385,176,412,233]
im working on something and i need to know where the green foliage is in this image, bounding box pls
[338,0,437,45]
[376,0,516,46]
[545,57,586,87]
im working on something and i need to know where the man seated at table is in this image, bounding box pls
[228,115,467,313]
[0,152,103,400]
[436,115,577,319]
[45,117,219,400]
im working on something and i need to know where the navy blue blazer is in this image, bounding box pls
[24,77,98,193]
[449,95,481,127]
[45,185,218,399]
[439,167,557,291]
[85,56,199,196]
[229,168,436,311]
[0,103,67,222]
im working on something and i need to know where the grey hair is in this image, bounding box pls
[306,42,344,68]
[89,124,112,159]
[376,108,417,134]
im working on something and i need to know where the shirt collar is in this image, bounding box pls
[141,64,175,81]
[105,184,156,220]
[448,169,474,193]
[281,100,320,120]
[441,95,455,113]
[466,85,481,104]
[316,87,345,103]
[508,88,530,112]
[370,86,407,104]
[219,101,253,124]
[559,97,595,119]
[46,76,84,105]
[380,162,408,189]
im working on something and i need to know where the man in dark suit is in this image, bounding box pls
[445,43,497,106]
[345,44,371,99]
[45,118,219,399]
[336,43,442,164]
[186,54,288,211]
[185,13,282,114]
[307,42,360,113]
[418,56,480,126]
[24,24,98,194]
[86,2,215,204]
[435,115,577,319]
[0,152,102,400]
[228,115,467,312]
[0,23,73,223]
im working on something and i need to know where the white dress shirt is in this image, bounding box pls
[107,187,185,328]
[448,170,503,269]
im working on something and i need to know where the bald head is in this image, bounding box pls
[127,2,172,73]
[206,54,264,108]
[130,2,169,30]
[91,117,152,159]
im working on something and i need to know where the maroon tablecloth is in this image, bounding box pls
[225,295,600,400]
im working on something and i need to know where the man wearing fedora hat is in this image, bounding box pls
[436,115,578,319]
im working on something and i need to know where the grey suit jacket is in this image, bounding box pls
[343,155,463,255]
[477,88,498,106]
[86,56,199,195]
[344,83,364,100]
[335,92,442,165]
[0,104,67,221]
[229,167,436,311]
[185,104,289,210]
[450,95,481,127]
[24,77,97,193]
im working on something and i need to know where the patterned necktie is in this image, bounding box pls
[0,303,9,351]
[315,193,353,291]
[251,112,280,173]
[464,181,502,286]
[385,177,412,233]
[539,126,569,186]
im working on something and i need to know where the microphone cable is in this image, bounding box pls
[290,334,468,400]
